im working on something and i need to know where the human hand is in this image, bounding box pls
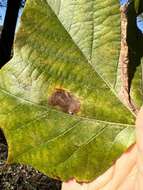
[62,108,143,190]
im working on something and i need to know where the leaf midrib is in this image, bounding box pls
[0,87,134,127]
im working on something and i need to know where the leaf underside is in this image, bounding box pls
[0,0,142,182]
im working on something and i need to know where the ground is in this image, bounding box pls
[0,130,61,190]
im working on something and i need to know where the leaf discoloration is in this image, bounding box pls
[48,89,81,115]
[117,4,139,115]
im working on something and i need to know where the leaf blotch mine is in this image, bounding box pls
[48,89,81,115]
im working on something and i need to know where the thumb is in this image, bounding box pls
[136,107,143,152]
[135,107,143,189]
[62,179,87,190]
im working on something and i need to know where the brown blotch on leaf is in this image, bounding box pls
[48,89,81,115]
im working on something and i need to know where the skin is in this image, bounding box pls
[62,108,143,190]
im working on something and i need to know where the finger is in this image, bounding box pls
[87,166,114,190]
[117,165,137,190]
[136,107,143,190]
[101,145,137,190]
[62,179,88,190]
[136,107,143,153]
[62,166,114,190]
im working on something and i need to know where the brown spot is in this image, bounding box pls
[48,89,80,115]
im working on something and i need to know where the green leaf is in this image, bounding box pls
[0,0,137,181]
[47,0,121,87]
[134,0,140,14]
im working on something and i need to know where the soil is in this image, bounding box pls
[0,130,61,190]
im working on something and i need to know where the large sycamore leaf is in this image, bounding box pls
[47,0,120,87]
[0,0,138,182]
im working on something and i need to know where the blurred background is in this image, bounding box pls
[0,0,25,26]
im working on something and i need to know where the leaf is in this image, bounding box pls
[134,0,140,14]
[62,145,139,189]
[0,0,137,182]
[47,0,121,87]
